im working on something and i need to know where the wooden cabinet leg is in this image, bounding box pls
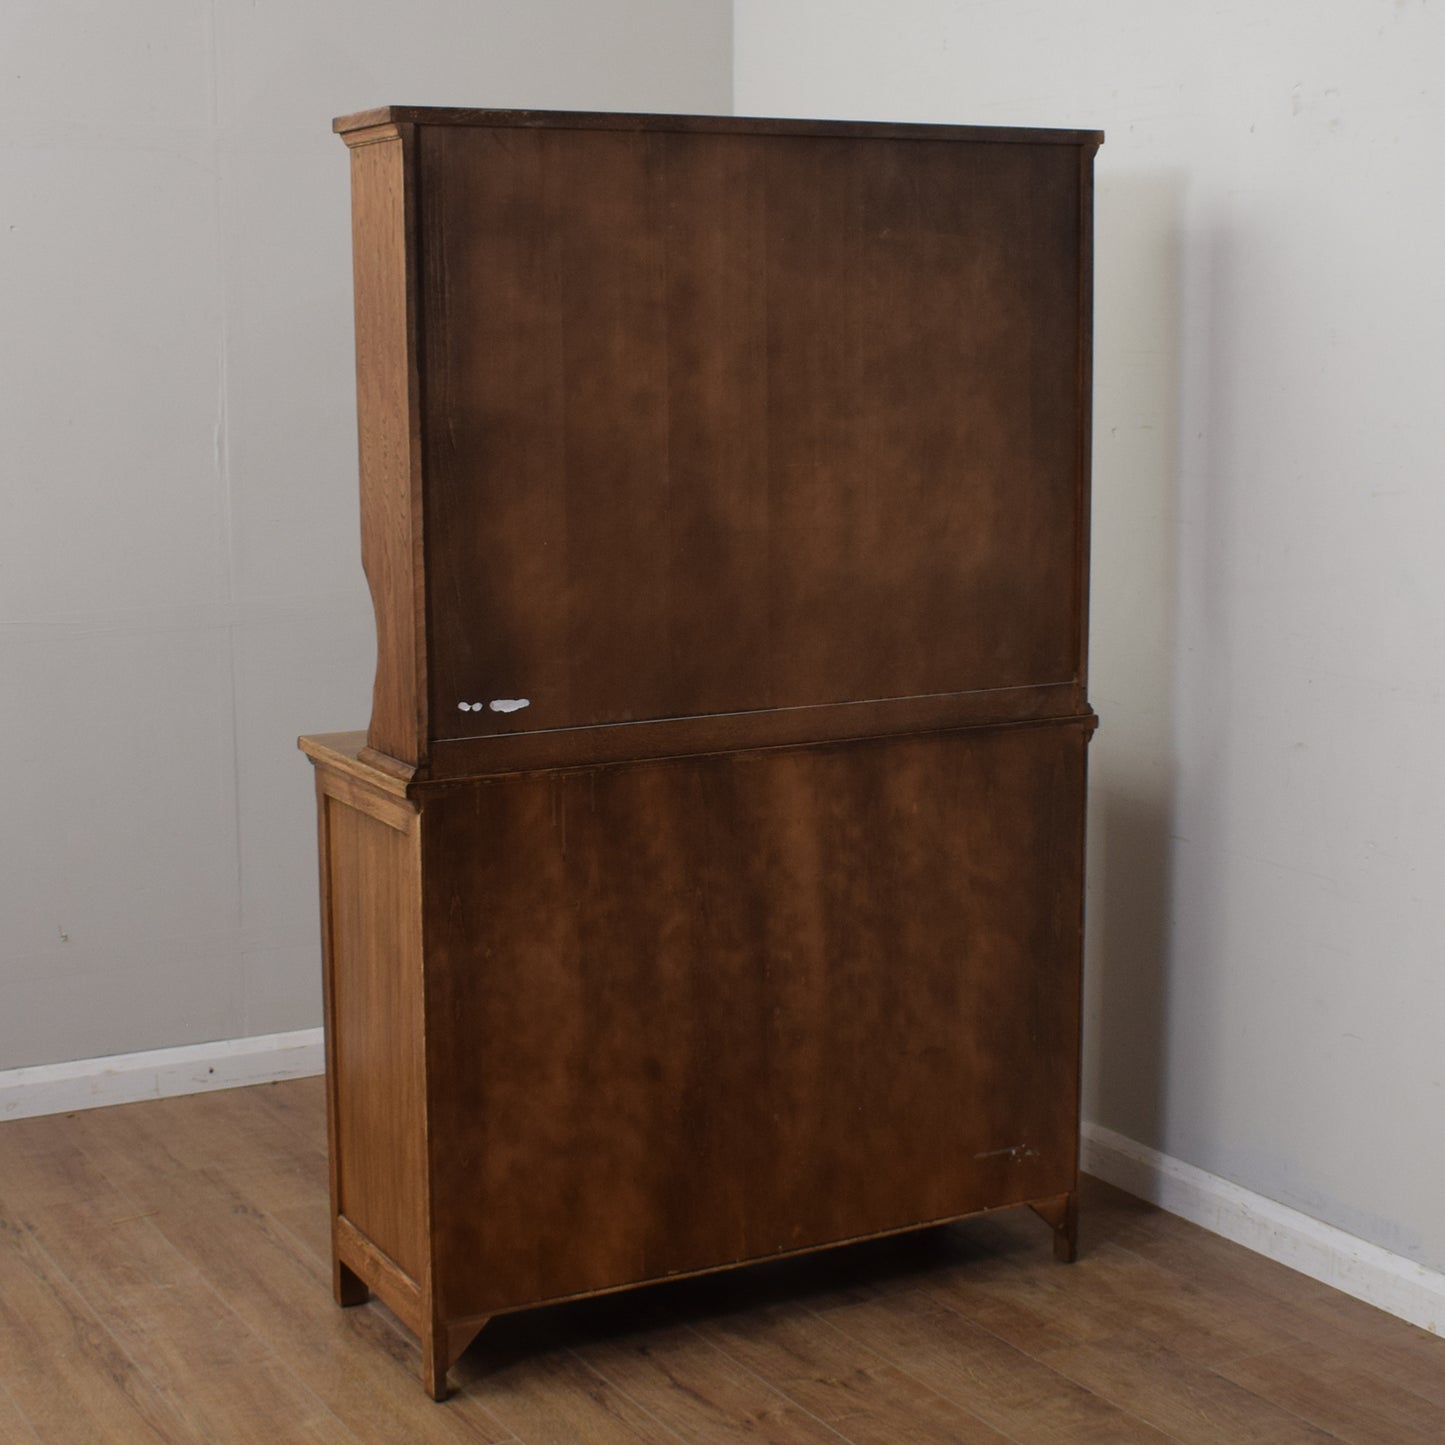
[1052,1210,1079,1263]
[334,1256,369,1307]
[422,1328,451,1403]
[421,1317,489,1402]
[1029,1191,1079,1263]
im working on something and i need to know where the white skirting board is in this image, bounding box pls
[1083,1121,1445,1337]
[0,1028,325,1123]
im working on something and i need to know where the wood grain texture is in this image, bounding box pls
[321,789,428,1288]
[0,1385,38,1443]
[335,105,1104,148]
[342,690,1095,782]
[0,1194,195,1442]
[418,122,1084,748]
[336,110,1098,775]
[418,722,1087,1320]
[60,1101,512,1445]
[0,1119,354,1442]
[824,1292,1177,1444]
[1038,1330,1341,1445]
[1217,1342,1445,1444]
[5,1094,1443,1441]
[571,1323,857,1444]
[1072,141,1098,691]
[300,732,410,796]
[695,1300,1015,1444]
[319,104,1103,1396]
[347,123,428,767]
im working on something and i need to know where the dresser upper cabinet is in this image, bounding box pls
[336,108,1101,779]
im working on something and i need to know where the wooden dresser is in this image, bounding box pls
[301,105,1101,1399]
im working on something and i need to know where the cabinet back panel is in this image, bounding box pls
[420,722,1087,1317]
[417,125,1084,741]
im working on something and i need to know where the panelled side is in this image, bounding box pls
[346,124,427,769]
[1073,140,1100,693]
[316,769,429,1296]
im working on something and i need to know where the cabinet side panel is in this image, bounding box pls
[348,128,426,766]
[323,791,427,1282]
[422,723,1086,1318]
[1074,142,1098,692]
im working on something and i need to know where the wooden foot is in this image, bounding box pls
[1029,1191,1078,1263]
[333,1257,369,1307]
[421,1316,488,1401]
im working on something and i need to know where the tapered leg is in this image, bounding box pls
[1029,1191,1078,1262]
[421,1316,489,1401]
[334,1256,369,1307]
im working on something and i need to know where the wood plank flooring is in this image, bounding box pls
[1,1079,1441,1442]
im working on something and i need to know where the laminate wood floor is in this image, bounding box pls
[1,1080,1441,1443]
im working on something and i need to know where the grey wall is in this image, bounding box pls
[0,0,732,1069]
[735,0,1445,1274]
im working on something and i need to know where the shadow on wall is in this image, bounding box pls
[1082,167,1187,1153]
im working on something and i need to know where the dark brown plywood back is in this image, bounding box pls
[419,722,1088,1319]
[416,125,1085,745]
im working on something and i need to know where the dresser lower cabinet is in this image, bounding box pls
[302,717,1090,1398]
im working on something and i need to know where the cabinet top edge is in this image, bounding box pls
[332,105,1104,148]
